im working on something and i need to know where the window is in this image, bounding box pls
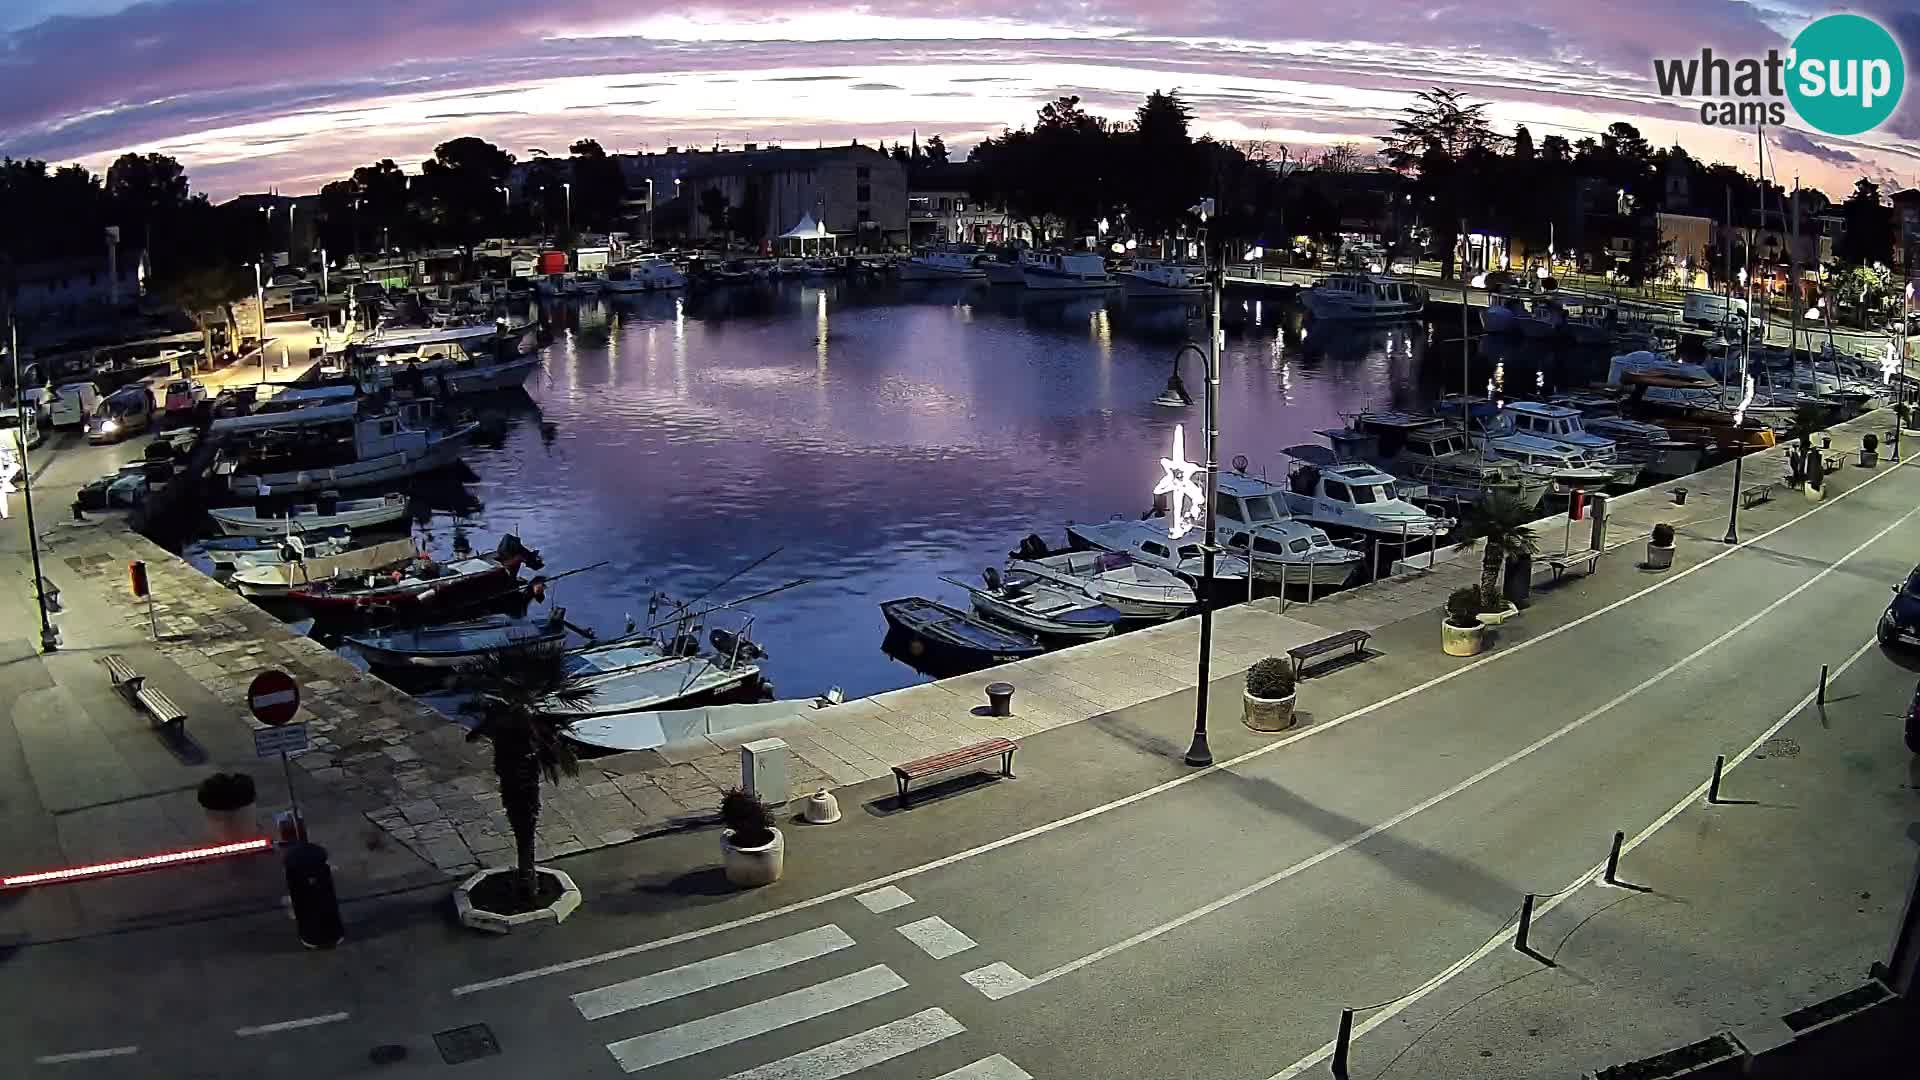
[857,166,870,179]
[1243,495,1278,522]
[1217,493,1244,521]
[1350,484,1379,504]
[378,420,396,437]
[857,209,871,224]
[1142,541,1169,558]
[857,184,871,202]
[1289,538,1311,553]
[1323,481,1351,503]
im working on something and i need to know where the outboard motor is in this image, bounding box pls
[315,489,340,516]
[1012,534,1049,561]
[710,628,766,662]
[982,566,1003,593]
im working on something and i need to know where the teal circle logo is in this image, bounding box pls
[1787,14,1905,136]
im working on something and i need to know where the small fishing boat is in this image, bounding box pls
[210,533,353,571]
[208,493,408,537]
[1064,519,1253,589]
[880,597,1044,671]
[944,570,1125,642]
[200,524,350,554]
[230,536,420,598]
[566,692,843,753]
[284,535,538,615]
[544,638,763,718]
[1005,539,1195,621]
[344,613,567,668]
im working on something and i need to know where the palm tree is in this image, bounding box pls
[1786,403,1825,487]
[459,647,596,904]
[1451,493,1541,606]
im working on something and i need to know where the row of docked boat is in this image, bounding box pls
[901,245,1208,297]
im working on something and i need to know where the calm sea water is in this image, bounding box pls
[440,280,1599,700]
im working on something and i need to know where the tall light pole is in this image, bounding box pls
[9,318,58,651]
[251,261,266,368]
[1187,259,1224,766]
[646,178,655,248]
[563,182,573,236]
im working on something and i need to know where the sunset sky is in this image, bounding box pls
[0,1,1915,203]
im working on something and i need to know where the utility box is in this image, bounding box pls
[741,737,789,808]
[1589,493,1611,551]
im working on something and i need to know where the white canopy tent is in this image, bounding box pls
[778,215,836,257]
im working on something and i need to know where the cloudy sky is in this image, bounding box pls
[0,1,1914,202]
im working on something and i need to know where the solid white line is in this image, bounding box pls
[234,1012,350,1037]
[933,1054,1036,1080]
[451,455,1909,998]
[716,1007,964,1080]
[1013,501,1919,995]
[605,964,906,1074]
[574,925,855,1021]
[1264,630,1886,1080]
[854,886,914,913]
[895,916,978,960]
[35,1046,139,1064]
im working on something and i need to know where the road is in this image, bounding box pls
[5,451,1919,1078]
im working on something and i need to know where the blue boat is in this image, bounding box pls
[881,596,1045,675]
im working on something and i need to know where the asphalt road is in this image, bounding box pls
[6,456,1920,1079]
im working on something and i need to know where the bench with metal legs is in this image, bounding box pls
[893,738,1017,807]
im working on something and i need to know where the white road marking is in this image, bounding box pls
[1264,629,1887,1079]
[855,885,914,913]
[1010,501,1920,995]
[574,925,855,1021]
[961,962,1033,1000]
[604,964,906,1074]
[452,456,1909,998]
[234,1012,350,1037]
[895,916,977,959]
[35,1047,139,1064]
[716,1007,963,1080]
[933,1055,1036,1080]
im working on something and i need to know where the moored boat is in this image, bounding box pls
[230,536,421,598]
[880,596,1044,671]
[345,613,567,668]
[208,493,409,537]
[284,534,538,615]
[1004,541,1195,621]
[944,569,1125,641]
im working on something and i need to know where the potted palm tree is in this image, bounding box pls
[197,772,257,842]
[452,647,596,933]
[1442,587,1487,656]
[1646,522,1676,571]
[1805,451,1826,501]
[1242,657,1298,732]
[1450,494,1538,625]
[1861,433,1879,467]
[721,787,784,887]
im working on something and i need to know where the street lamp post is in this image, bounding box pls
[1187,263,1224,767]
[563,182,572,236]
[9,318,58,651]
[251,262,266,370]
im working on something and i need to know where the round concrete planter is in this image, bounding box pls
[204,805,257,843]
[1441,620,1485,656]
[1476,602,1519,626]
[454,866,582,934]
[1242,690,1297,732]
[1645,542,1675,571]
[1860,450,1878,468]
[722,827,785,888]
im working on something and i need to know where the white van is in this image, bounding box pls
[50,382,102,428]
[1683,291,1765,334]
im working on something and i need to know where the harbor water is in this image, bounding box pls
[429,280,1606,700]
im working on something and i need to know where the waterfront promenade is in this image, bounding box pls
[1,404,1915,1076]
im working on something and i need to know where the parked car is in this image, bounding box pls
[1879,567,1920,647]
[49,381,102,428]
[18,386,51,429]
[2,405,42,453]
[85,386,156,443]
[164,379,208,415]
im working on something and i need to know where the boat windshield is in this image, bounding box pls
[1347,483,1382,504]
[1242,494,1281,522]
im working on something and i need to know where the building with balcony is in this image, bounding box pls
[906,163,1022,246]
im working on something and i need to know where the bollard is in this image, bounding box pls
[1672,487,1688,506]
[1330,1007,1354,1080]
[1707,754,1726,804]
[1515,892,1536,954]
[986,681,1015,718]
[1819,664,1829,705]
[1604,830,1625,885]
[285,842,344,948]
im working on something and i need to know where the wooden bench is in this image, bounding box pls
[1546,550,1601,584]
[1287,630,1372,679]
[1740,483,1776,509]
[893,738,1017,807]
[102,653,186,733]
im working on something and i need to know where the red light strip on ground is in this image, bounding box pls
[2,837,272,888]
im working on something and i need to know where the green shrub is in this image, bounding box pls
[1652,522,1675,546]
[1864,433,1878,452]
[1245,657,1296,699]
[1445,586,1486,628]
[721,787,775,847]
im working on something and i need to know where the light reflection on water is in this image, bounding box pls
[456,280,1598,700]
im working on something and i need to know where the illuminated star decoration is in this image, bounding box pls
[1154,423,1207,540]
[1733,375,1755,427]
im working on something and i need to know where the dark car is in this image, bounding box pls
[1879,569,1920,646]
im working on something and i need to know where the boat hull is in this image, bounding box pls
[209,499,408,537]
[1021,270,1114,291]
[968,592,1120,640]
[1121,275,1203,297]
[287,562,515,615]
[346,621,565,668]
[981,262,1025,286]
[898,263,985,282]
[880,598,1043,674]
[226,425,475,495]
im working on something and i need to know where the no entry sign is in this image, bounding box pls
[248,670,301,726]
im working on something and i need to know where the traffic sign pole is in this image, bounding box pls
[282,750,304,843]
[248,670,306,842]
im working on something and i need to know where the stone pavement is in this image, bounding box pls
[1,404,1904,937]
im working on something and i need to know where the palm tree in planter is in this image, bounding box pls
[720,787,784,887]
[1785,403,1824,489]
[1441,586,1488,656]
[1242,657,1298,732]
[457,647,596,922]
[1450,494,1539,622]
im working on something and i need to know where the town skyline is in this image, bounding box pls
[0,1,1915,203]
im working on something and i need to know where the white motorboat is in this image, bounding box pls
[602,256,688,292]
[345,613,567,668]
[1323,412,1552,510]
[215,398,476,495]
[348,322,541,395]
[1274,454,1455,542]
[209,533,352,570]
[899,248,986,281]
[1161,468,1367,588]
[1302,273,1424,320]
[944,570,1125,641]
[1496,402,1643,489]
[228,536,421,598]
[208,492,409,537]
[1005,550,1195,622]
[1020,250,1114,291]
[1120,258,1205,297]
[1476,433,1616,490]
[544,644,762,718]
[566,693,843,753]
[1064,518,1252,589]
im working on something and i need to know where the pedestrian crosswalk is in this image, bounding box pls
[569,919,1033,1078]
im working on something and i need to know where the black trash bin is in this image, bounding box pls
[1504,555,1533,608]
[285,843,344,949]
